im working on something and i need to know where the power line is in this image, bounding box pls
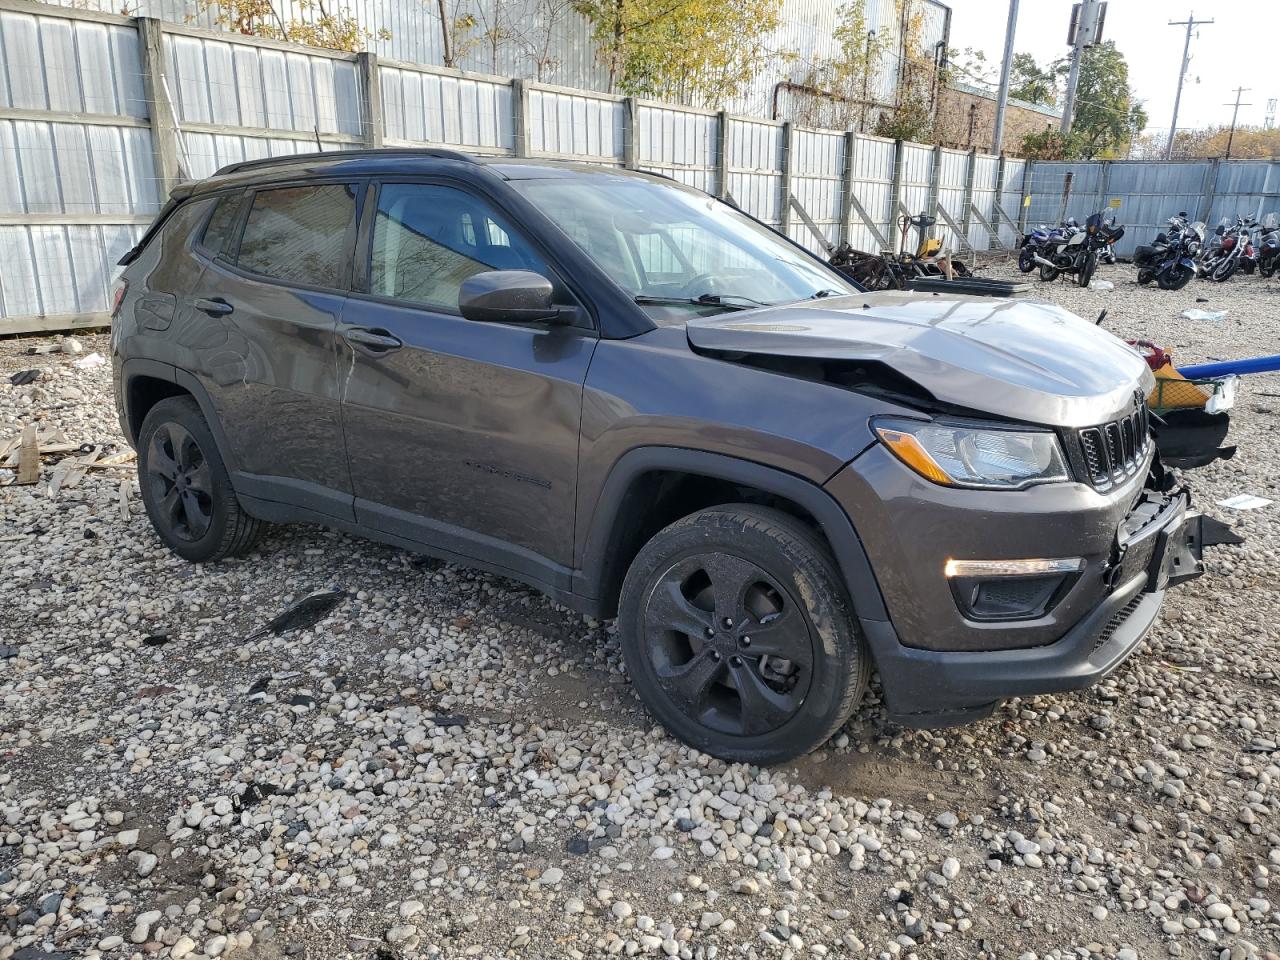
[1165,12,1213,160]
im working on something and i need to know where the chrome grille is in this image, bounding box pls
[1077,400,1150,488]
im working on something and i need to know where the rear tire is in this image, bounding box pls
[1039,263,1059,282]
[138,396,266,563]
[618,505,870,765]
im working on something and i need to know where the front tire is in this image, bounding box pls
[1077,251,1098,287]
[1017,249,1035,273]
[618,505,870,765]
[138,396,266,563]
[1157,264,1193,290]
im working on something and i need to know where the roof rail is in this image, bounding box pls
[213,147,477,178]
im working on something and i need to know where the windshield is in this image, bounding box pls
[509,173,857,321]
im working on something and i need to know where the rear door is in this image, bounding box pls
[338,179,597,583]
[192,180,361,520]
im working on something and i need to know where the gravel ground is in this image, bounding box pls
[3,261,1280,960]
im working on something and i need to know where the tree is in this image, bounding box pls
[787,0,888,130]
[1169,125,1280,160]
[194,0,389,52]
[1056,40,1145,159]
[873,0,947,143]
[573,0,785,108]
[1009,52,1057,107]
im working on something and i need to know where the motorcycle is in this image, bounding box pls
[1134,217,1200,290]
[1097,215,1125,265]
[1034,213,1101,287]
[1256,215,1280,277]
[1018,219,1076,273]
[1199,216,1253,282]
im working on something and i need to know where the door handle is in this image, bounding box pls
[344,327,403,352]
[193,297,233,316]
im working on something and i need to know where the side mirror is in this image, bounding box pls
[458,270,573,324]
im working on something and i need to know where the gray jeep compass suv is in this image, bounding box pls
[111,149,1207,764]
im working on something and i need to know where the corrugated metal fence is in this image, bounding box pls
[3,0,1279,333]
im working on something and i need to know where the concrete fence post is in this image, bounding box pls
[715,110,730,199]
[137,18,182,194]
[961,147,977,248]
[623,97,639,170]
[778,121,794,233]
[927,143,943,241]
[993,154,1007,250]
[512,79,530,158]
[357,52,383,148]
[890,140,905,253]
[839,131,856,246]
[1018,160,1034,234]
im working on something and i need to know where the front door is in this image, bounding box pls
[193,181,360,520]
[339,181,597,586]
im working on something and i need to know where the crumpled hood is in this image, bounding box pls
[685,291,1154,428]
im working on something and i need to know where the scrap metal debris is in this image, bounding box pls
[247,591,346,640]
[9,370,40,386]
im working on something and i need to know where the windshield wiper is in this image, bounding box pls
[633,293,765,311]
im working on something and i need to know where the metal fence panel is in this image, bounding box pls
[380,64,512,152]
[999,158,1026,247]
[637,103,717,194]
[788,128,843,250]
[970,153,998,249]
[527,86,623,163]
[727,118,783,226]
[849,134,893,251]
[935,147,967,249]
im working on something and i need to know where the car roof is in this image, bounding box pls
[179,149,668,197]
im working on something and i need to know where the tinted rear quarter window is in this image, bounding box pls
[199,193,244,257]
[237,184,356,288]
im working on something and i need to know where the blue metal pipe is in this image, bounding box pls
[1178,354,1280,379]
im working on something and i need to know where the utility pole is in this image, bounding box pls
[1061,0,1106,133]
[991,0,1020,154]
[1223,86,1252,159]
[1165,13,1213,159]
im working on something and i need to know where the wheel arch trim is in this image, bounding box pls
[575,446,889,622]
[120,358,241,475]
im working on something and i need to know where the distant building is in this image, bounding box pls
[936,82,1062,155]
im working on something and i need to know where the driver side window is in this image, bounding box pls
[370,183,550,313]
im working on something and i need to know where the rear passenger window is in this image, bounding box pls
[199,193,243,257]
[236,184,356,288]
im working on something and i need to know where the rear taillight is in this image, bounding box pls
[110,280,128,319]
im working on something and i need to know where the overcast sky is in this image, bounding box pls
[946,0,1278,135]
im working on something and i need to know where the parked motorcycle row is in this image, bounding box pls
[1018,211,1280,290]
[1017,214,1124,287]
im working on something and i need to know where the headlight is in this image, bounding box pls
[874,417,1070,489]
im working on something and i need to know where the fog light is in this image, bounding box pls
[944,557,1084,578]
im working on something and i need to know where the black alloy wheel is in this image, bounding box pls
[619,505,870,765]
[145,421,214,542]
[641,552,813,738]
[137,396,265,562]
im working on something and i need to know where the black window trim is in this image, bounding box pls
[193,188,248,260]
[209,176,366,296]
[350,175,598,333]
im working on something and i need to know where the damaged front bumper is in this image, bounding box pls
[862,483,1209,728]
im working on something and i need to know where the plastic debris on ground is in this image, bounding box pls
[1205,376,1238,414]
[72,352,106,370]
[1216,494,1273,510]
[1182,308,1228,321]
[1088,279,1114,291]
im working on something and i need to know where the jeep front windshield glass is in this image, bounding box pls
[509,174,857,322]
